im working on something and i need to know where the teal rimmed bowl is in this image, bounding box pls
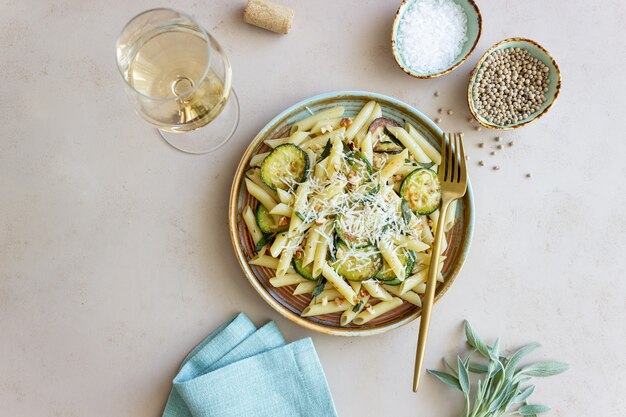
[229,91,475,336]
[468,38,562,129]
[391,0,482,78]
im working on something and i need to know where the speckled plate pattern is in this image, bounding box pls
[228,91,475,336]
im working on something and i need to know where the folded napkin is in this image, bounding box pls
[162,313,338,417]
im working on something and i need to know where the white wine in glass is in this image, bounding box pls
[116,8,239,154]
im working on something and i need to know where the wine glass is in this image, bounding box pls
[116,8,239,154]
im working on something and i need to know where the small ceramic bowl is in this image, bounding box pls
[468,38,562,130]
[391,0,482,78]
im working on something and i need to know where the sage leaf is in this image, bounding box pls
[457,356,470,394]
[519,361,569,377]
[464,320,491,358]
[518,404,551,415]
[352,300,364,313]
[427,369,462,392]
[320,139,332,159]
[514,385,535,403]
[312,277,326,297]
[443,357,458,377]
[506,343,541,373]
[417,161,436,169]
[468,362,489,374]
[489,337,501,363]
[254,233,274,252]
[401,199,412,225]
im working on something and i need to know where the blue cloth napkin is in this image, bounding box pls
[162,313,338,417]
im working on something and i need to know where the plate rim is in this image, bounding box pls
[228,90,475,336]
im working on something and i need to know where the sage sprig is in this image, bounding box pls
[427,321,569,417]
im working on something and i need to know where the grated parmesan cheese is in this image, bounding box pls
[396,0,468,73]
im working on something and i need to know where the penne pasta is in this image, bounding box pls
[270,232,289,258]
[269,273,306,287]
[355,102,382,141]
[406,122,442,165]
[301,300,351,317]
[380,149,410,183]
[243,205,263,244]
[362,280,393,301]
[249,254,280,269]
[250,152,270,167]
[245,178,278,211]
[277,188,294,205]
[386,126,431,163]
[345,101,375,140]
[379,242,406,281]
[302,225,321,267]
[360,131,374,165]
[310,118,342,135]
[340,295,370,326]
[312,288,341,304]
[269,203,293,217]
[246,169,279,203]
[399,269,427,294]
[384,285,422,307]
[291,106,345,133]
[293,281,317,295]
[353,298,403,325]
[322,263,358,305]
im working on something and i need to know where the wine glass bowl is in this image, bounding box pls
[116,8,239,154]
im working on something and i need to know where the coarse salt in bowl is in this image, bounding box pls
[391,0,482,78]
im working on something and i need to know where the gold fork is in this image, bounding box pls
[413,132,468,392]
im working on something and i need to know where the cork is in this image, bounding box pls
[243,0,294,34]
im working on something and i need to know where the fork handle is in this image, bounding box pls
[412,199,450,392]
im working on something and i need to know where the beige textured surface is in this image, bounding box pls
[1,1,625,416]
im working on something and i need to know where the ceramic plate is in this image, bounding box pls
[229,91,474,336]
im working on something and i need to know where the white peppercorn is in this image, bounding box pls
[473,48,550,126]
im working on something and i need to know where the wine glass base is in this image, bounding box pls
[157,88,240,154]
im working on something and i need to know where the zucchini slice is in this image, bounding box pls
[293,258,318,281]
[260,144,309,190]
[400,168,442,215]
[334,242,382,282]
[370,117,404,154]
[375,248,415,281]
[335,209,370,248]
[368,117,401,134]
[373,141,404,154]
[255,204,288,234]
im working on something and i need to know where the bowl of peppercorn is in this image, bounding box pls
[467,38,561,129]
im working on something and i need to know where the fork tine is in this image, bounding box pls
[449,133,457,183]
[453,133,460,183]
[439,133,447,182]
[457,133,466,185]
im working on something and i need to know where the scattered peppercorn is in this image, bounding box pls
[495,136,502,142]
[434,91,440,97]
[478,143,485,148]
[490,151,496,156]
[435,117,441,123]
[493,166,500,171]
[497,144,503,150]
[526,173,532,178]
[447,109,454,115]
[475,126,482,131]
[508,141,514,147]
[478,160,485,166]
